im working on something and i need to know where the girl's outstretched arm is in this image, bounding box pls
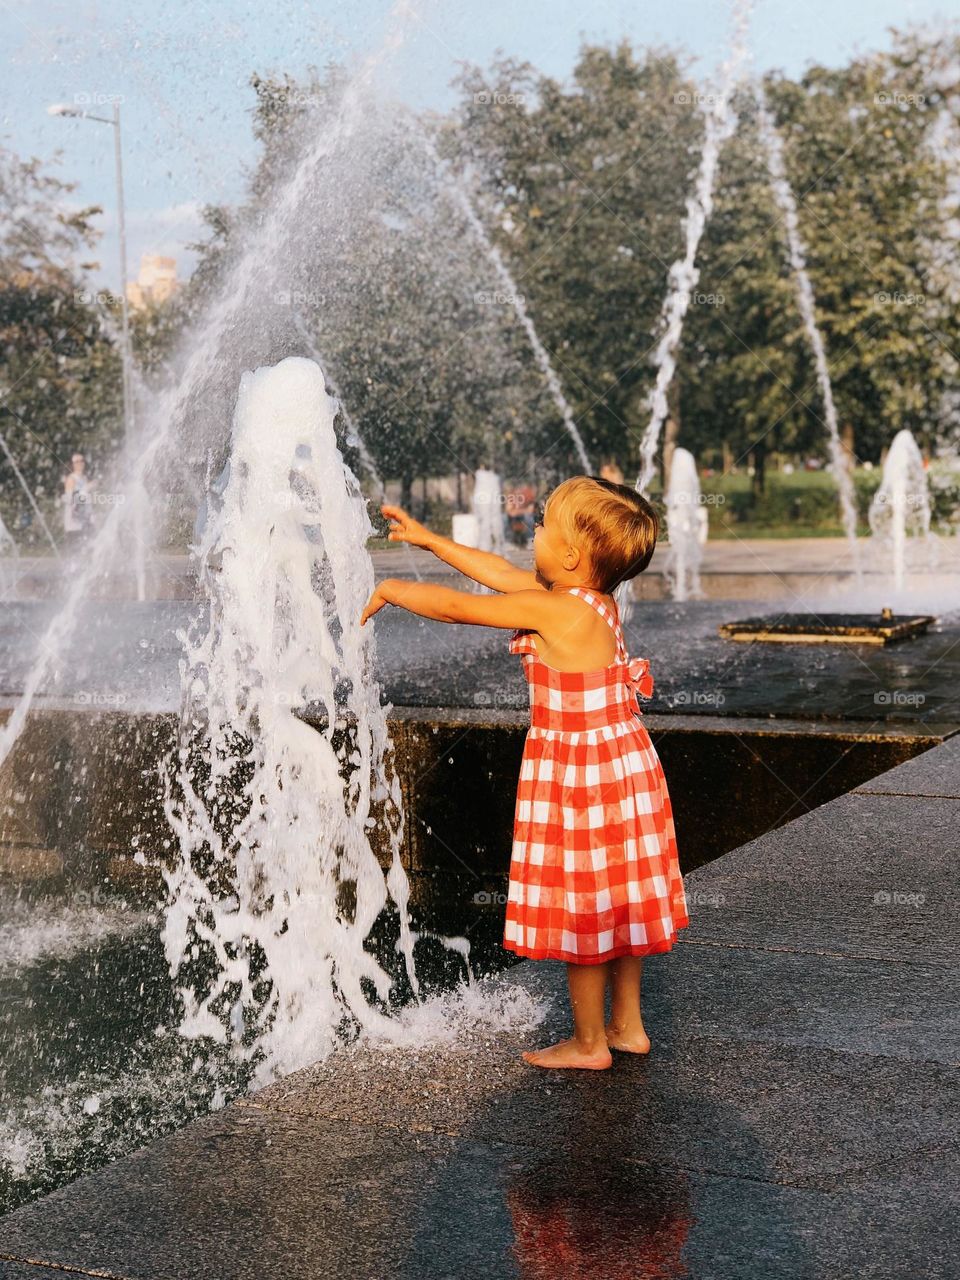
[380,503,541,593]
[361,579,554,630]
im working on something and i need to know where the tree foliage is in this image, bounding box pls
[0,146,122,536]
[4,28,959,534]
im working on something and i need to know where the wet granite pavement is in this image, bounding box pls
[0,734,957,1277]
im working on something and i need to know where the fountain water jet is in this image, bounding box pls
[0,509,13,555]
[290,311,425,585]
[618,0,751,619]
[756,92,862,577]
[416,129,591,472]
[0,0,418,773]
[472,468,507,555]
[162,357,424,1083]
[868,429,933,590]
[0,503,16,597]
[634,0,753,497]
[664,448,708,601]
[291,310,384,498]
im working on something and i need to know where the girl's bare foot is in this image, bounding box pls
[604,1021,651,1054]
[521,1037,613,1070]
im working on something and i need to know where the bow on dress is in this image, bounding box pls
[625,655,654,701]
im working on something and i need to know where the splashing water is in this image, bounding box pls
[0,1051,223,1198]
[93,304,154,599]
[756,92,862,575]
[289,311,425,585]
[634,0,753,496]
[161,357,440,1084]
[664,448,708,601]
[417,129,591,472]
[0,891,153,974]
[290,310,384,498]
[868,429,934,590]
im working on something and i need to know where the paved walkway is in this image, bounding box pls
[0,737,957,1278]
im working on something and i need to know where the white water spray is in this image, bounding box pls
[664,448,708,601]
[756,93,861,573]
[291,311,384,497]
[634,0,752,495]
[417,130,591,472]
[162,357,422,1083]
[0,506,14,556]
[290,311,424,584]
[472,468,506,554]
[868,429,933,590]
[0,512,16,600]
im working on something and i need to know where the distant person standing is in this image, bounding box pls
[62,452,93,543]
[599,459,624,485]
[506,482,537,547]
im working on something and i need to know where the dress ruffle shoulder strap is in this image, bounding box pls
[567,588,654,700]
[509,588,653,699]
[509,629,538,656]
[566,588,626,658]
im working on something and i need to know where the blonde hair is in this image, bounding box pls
[545,475,659,592]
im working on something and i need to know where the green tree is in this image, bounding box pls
[448,44,704,475]
[757,36,959,464]
[677,100,825,494]
[127,31,960,533]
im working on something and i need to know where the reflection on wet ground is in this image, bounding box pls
[503,1155,693,1280]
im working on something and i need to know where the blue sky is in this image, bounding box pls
[2,0,956,287]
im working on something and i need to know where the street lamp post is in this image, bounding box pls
[48,101,134,447]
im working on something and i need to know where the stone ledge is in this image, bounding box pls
[0,708,954,887]
[853,731,960,798]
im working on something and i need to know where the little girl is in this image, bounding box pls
[360,475,689,1071]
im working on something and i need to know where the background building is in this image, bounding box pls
[126,254,178,309]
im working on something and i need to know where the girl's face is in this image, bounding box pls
[533,498,580,586]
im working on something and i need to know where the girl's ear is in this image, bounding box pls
[562,543,581,571]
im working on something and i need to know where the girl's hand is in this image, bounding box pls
[360,582,391,626]
[380,503,433,550]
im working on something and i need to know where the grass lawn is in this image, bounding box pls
[649,468,879,538]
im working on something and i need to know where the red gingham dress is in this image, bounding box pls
[503,587,689,964]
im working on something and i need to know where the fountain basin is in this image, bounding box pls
[1,705,953,886]
[4,599,960,720]
[719,612,937,645]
